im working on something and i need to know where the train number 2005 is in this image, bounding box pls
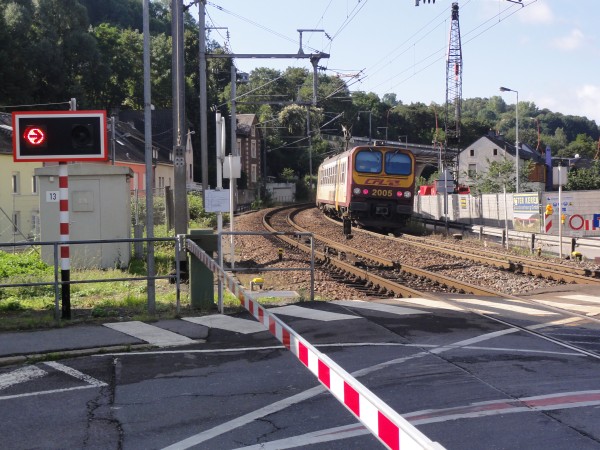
[372,189,393,197]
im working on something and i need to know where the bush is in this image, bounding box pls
[0,251,52,278]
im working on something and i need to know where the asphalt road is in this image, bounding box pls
[1,289,600,449]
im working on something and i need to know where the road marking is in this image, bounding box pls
[534,300,600,316]
[451,298,558,316]
[184,315,267,334]
[248,290,299,299]
[269,304,360,321]
[103,321,197,347]
[0,362,107,402]
[161,325,526,450]
[44,361,107,387]
[394,298,465,311]
[559,294,600,304]
[0,366,46,391]
[231,390,600,449]
[332,300,428,316]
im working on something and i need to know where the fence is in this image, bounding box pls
[0,236,182,321]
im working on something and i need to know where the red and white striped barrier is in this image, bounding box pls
[186,238,444,450]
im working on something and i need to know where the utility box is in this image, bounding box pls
[35,163,132,269]
[188,229,218,310]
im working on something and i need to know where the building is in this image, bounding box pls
[0,113,42,242]
[236,114,262,191]
[457,130,546,192]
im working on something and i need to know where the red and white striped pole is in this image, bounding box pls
[59,161,71,319]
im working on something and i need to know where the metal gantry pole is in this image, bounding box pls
[144,0,155,314]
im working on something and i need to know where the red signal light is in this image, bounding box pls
[23,126,46,146]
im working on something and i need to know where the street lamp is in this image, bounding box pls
[499,86,519,192]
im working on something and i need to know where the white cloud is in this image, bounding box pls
[552,29,585,51]
[518,1,554,25]
[537,85,600,124]
[575,85,600,123]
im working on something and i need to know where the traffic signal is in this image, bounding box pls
[12,111,107,162]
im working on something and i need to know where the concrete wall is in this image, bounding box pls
[415,190,600,238]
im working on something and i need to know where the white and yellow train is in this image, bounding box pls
[316,142,415,233]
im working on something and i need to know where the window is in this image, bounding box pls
[251,126,256,137]
[12,212,20,234]
[31,176,38,194]
[385,152,411,175]
[469,149,475,157]
[12,172,20,194]
[251,140,257,158]
[251,164,257,183]
[355,150,382,173]
[189,164,193,181]
[236,139,241,154]
[468,164,477,179]
[493,148,498,156]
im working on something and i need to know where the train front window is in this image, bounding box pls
[355,150,382,173]
[385,152,411,175]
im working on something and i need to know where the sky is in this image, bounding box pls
[191,0,600,125]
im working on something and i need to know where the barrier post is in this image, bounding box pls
[188,229,217,310]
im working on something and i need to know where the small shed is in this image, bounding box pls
[35,163,132,269]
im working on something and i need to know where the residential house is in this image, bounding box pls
[458,130,546,192]
[236,114,262,191]
[110,110,174,194]
[0,113,42,242]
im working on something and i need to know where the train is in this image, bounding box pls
[316,141,416,234]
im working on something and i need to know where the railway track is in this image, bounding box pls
[263,208,600,359]
[258,204,600,359]
[263,204,514,299]
[317,206,600,285]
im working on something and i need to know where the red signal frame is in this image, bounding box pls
[12,110,108,162]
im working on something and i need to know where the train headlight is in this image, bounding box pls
[362,188,369,195]
[353,187,361,195]
[403,191,412,198]
[396,191,403,197]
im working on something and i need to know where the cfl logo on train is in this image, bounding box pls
[364,178,402,187]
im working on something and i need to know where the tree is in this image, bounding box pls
[565,161,600,190]
[466,158,534,194]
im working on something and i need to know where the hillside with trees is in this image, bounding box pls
[1,0,598,190]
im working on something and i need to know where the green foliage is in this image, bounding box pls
[566,161,600,190]
[0,251,52,278]
[281,168,296,182]
[464,155,538,194]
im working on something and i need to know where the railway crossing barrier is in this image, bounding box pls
[185,237,445,450]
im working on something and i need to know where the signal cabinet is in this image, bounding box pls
[35,163,132,269]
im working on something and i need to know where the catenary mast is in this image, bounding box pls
[444,2,462,170]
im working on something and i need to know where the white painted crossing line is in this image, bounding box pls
[560,294,600,304]
[451,298,558,316]
[535,300,600,316]
[394,298,465,312]
[0,366,46,391]
[332,300,428,316]
[103,321,197,347]
[269,304,360,322]
[184,315,267,334]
